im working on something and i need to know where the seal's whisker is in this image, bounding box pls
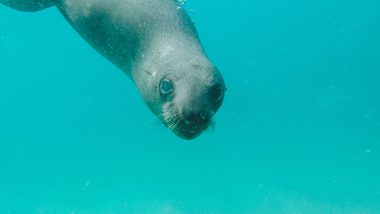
[168,122,175,129]
[168,116,179,129]
[207,119,216,133]
[176,120,184,132]
[150,118,164,128]
[164,109,180,130]
[155,112,166,120]
[158,111,174,126]
[148,113,167,128]
[171,119,181,130]
[150,111,173,129]
[149,114,162,126]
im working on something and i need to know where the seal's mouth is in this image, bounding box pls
[160,107,212,140]
[173,118,211,140]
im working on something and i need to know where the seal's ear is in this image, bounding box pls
[143,68,153,77]
[0,0,55,12]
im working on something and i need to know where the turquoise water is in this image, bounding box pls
[1,0,380,213]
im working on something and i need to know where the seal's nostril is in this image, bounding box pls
[200,112,208,120]
[208,84,225,109]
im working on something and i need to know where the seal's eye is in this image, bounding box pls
[209,84,225,108]
[159,79,174,96]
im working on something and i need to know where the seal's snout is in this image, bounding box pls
[177,105,211,140]
[183,108,210,125]
[170,80,226,140]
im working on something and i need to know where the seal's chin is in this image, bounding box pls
[160,102,213,140]
[171,119,211,140]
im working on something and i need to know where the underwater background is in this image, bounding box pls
[1,0,380,213]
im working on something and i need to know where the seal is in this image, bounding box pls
[0,0,226,140]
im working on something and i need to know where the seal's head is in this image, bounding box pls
[159,65,225,140]
[139,57,226,140]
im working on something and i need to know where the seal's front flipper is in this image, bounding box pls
[0,0,55,12]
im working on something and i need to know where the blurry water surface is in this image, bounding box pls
[1,0,379,213]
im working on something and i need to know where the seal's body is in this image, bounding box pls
[1,0,226,140]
